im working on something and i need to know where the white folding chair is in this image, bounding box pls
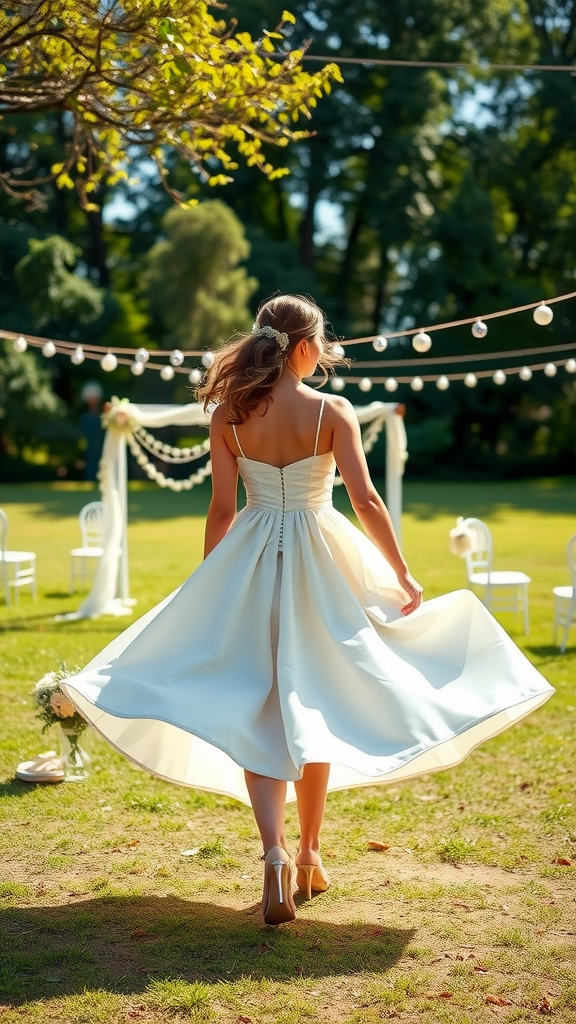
[0,508,37,604]
[70,501,104,593]
[553,534,576,653]
[460,517,531,634]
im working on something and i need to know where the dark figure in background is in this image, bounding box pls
[80,382,105,481]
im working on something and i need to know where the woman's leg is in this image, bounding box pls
[294,762,330,866]
[244,769,287,854]
[244,769,295,923]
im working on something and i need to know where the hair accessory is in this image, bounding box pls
[251,323,290,351]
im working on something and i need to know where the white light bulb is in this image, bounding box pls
[519,366,532,381]
[436,375,450,390]
[410,377,424,391]
[544,362,557,377]
[160,364,175,381]
[13,335,28,353]
[412,331,432,354]
[533,303,553,326]
[131,360,145,376]
[101,352,118,372]
[188,368,202,384]
[372,336,388,352]
[565,358,576,373]
[71,346,85,365]
[332,343,346,358]
[471,320,488,339]
[42,341,56,358]
[170,348,184,366]
[135,347,149,363]
[464,373,477,388]
[358,377,372,392]
[493,369,506,385]
[330,376,345,392]
[384,377,398,392]
[201,351,215,368]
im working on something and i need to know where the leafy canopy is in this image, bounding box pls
[0,0,341,209]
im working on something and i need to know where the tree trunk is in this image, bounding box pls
[298,180,320,268]
[336,205,365,318]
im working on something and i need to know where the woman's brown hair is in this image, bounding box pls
[197,294,347,423]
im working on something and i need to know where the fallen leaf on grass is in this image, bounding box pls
[553,857,572,866]
[237,1016,252,1023]
[181,848,200,856]
[125,839,140,847]
[518,781,532,790]
[126,1007,147,1019]
[486,995,513,1006]
[367,841,390,850]
[474,965,490,973]
[537,995,553,1015]
[427,992,453,999]
[131,929,147,938]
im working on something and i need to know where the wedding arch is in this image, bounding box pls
[61,399,407,620]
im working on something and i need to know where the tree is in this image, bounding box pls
[143,200,257,349]
[15,235,104,328]
[0,1,341,209]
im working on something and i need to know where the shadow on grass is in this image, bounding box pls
[1,895,415,1001]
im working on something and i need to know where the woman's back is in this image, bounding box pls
[226,382,333,468]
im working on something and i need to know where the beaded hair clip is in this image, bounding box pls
[251,323,290,351]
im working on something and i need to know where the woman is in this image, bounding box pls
[64,293,553,926]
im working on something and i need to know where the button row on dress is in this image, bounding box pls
[278,468,285,551]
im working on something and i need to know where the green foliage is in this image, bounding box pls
[15,236,104,328]
[143,201,257,349]
[0,2,341,209]
[0,346,69,462]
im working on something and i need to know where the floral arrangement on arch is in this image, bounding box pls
[33,666,87,734]
[101,396,140,434]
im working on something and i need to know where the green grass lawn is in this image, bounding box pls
[0,478,575,1024]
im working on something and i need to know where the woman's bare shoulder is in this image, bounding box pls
[323,393,357,424]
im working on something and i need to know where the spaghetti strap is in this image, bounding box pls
[313,397,326,456]
[232,424,246,458]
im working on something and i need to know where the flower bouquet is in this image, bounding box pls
[32,667,89,781]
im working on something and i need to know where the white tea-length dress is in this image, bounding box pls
[63,399,553,805]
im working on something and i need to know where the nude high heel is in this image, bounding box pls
[296,862,331,900]
[262,846,296,925]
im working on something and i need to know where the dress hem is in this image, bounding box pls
[63,682,553,806]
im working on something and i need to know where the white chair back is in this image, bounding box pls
[79,501,104,548]
[0,508,7,554]
[462,517,493,579]
[567,533,576,587]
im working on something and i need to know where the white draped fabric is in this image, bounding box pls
[61,400,406,621]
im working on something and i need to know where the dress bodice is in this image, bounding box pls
[239,452,336,512]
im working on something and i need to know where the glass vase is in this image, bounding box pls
[59,724,90,782]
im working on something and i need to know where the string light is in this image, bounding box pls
[372,336,388,352]
[412,331,432,353]
[493,369,506,385]
[410,377,424,391]
[358,377,372,392]
[100,352,118,372]
[170,349,184,367]
[42,341,56,358]
[436,375,450,390]
[13,335,27,353]
[131,360,145,376]
[544,362,557,377]
[472,320,488,339]
[384,378,398,392]
[464,373,477,388]
[71,346,85,365]
[533,303,554,326]
[160,365,175,381]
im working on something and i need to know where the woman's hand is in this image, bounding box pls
[397,570,423,616]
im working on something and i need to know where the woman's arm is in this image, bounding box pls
[331,397,423,615]
[203,407,238,558]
